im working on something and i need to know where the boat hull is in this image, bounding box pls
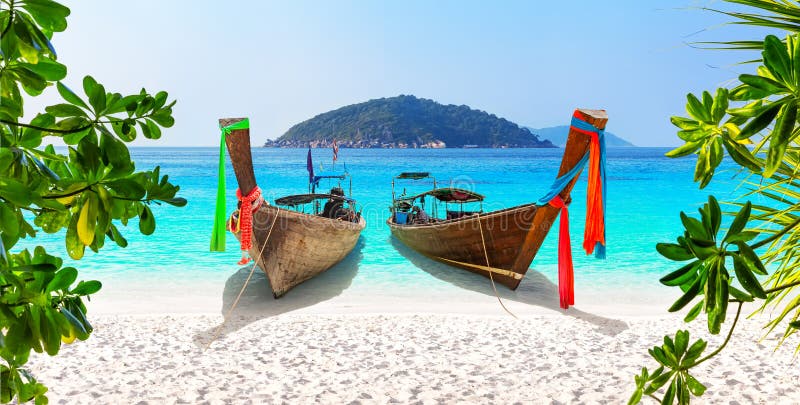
[388,203,558,289]
[236,204,365,298]
[387,108,607,290]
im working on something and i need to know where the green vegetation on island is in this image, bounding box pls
[265,95,555,148]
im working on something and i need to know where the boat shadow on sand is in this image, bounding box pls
[390,237,629,337]
[194,239,364,347]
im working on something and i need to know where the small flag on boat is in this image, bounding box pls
[332,139,339,162]
[307,147,314,183]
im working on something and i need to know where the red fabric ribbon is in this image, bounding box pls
[548,195,574,310]
[235,186,262,265]
[583,133,605,255]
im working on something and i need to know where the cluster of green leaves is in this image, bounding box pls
[667,34,800,184]
[0,0,184,403]
[631,1,800,404]
[631,197,767,404]
[629,331,708,405]
[656,197,765,333]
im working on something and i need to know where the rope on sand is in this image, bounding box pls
[475,213,518,319]
[204,211,279,350]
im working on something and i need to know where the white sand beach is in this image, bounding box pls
[26,266,800,404]
[27,313,799,404]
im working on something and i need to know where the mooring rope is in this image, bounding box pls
[205,209,279,351]
[475,213,518,319]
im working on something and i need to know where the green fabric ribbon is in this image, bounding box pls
[210,118,250,252]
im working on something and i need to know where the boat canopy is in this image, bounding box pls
[311,172,348,185]
[397,187,484,203]
[396,172,431,180]
[275,193,354,207]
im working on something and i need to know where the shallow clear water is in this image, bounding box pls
[23,147,745,312]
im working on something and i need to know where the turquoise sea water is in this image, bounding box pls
[28,147,745,312]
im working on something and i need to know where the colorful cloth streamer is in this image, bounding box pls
[210,118,250,252]
[548,196,574,309]
[536,111,607,309]
[568,113,607,259]
[235,186,262,265]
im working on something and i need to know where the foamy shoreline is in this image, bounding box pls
[27,309,799,404]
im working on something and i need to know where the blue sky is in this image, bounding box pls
[37,0,775,146]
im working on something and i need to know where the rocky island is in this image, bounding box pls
[264,95,555,148]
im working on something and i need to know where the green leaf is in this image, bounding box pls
[684,300,704,322]
[660,261,700,286]
[662,378,677,405]
[669,274,704,312]
[106,178,146,199]
[765,101,797,178]
[724,202,751,243]
[57,82,89,109]
[139,205,155,235]
[732,254,767,298]
[45,103,88,118]
[730,82,771,101]
[724,231,758,244]
[88,83,107,115]
[708,195,721,235]
[683,339,707,367]
[737,100,784,139]
[0,177,32,206]
[656,243,695,261]
[711,88,729,122]
[685,373,707,396]
[46,267,77,292]
[76,194,97,246]
[0,203,20,238]
[674,330,689,359]
[107,224,128,248]
[763,35,792,82]
[686,93,712,122]
[671,116,700,130]
[681,212,710,241]
[20,59,66,81]
[722,137,761,172]
[709,136,724,169]
[736,241,768,276]
[21,0,70,33]
[71,280,101,295]
[729,285,754,302]
[739,74,786,94]
[163,197,187,207]
[665,141,703,158]
[65,213,85,260]
[646,369,673,392]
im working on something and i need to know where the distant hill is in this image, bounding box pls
[266,95,555,148]
[526,126,635,147]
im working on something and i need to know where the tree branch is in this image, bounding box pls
[647,393,662,403]
[692,301,743,367]
[765,279,800,294]
[42,185,93,200]
[0,118,92,135]
[750,216,800,250]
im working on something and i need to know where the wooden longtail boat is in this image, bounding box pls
[387,109,607,292]
[219,118,366,298]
